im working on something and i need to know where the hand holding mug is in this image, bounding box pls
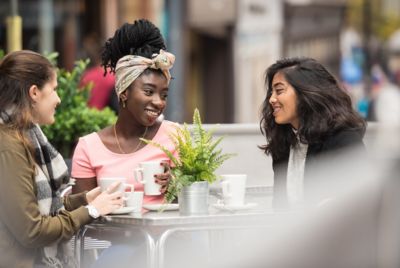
[86,186,101,204]
[89,181,124,216]
[134,161,165,195]
[155,160,171,194]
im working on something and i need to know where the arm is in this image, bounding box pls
[0,148,92,249]
[72,177,97,194]
[63,192,88,211]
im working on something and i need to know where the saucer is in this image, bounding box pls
[143,203,179,211]
[212,202,258,211]
[109,206,136,215]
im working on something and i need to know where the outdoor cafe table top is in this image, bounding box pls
[93,186,293,229]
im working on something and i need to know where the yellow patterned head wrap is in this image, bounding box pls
[115,49,175,97]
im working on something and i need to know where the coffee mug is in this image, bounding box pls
[125,191,144,212]
[134,161,164,195]
[219,174,247,206]
[98,177,134,202]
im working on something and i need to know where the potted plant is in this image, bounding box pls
[142,109,234,215]
[42,54,117,158]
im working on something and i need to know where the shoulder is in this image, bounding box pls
[0,128,32,169]
[159,120,181,133]
[78,132,101,143]
[317,128,365,152]
[0,127,26,154]
[161,120,180,128]
[74,132,102,153]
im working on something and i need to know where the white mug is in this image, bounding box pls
[125,191,144,212]
[98,177,134,203]
[219,174,247,206]
[134,161,164,195]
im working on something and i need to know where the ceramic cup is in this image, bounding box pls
[98,177,134,203]
[134,161,164,195]
[125,191,144,212]
[219,174,247,206]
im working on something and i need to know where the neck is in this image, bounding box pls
[115,120,148,137]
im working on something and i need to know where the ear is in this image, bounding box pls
[28,85,40,102]
[120,91,128,102]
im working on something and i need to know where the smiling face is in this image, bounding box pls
[269,71,299,129]
[30,71,61,125]
[122,70,168,126]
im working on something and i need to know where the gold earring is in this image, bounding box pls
[122,100,126,108]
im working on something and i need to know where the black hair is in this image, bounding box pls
[101,19,166,74]
[260,57,366,160]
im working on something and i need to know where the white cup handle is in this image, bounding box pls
[134,168,145,184]
[124,183,134,192]
[121,183,134,201]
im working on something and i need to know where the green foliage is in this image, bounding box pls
[347,0,400,41]
[42,58,116,157]
[142,108,235,203]
[0,50,116,157]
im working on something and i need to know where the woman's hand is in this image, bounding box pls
[155,160,171,194]
[86,187,101,204]
[89,182,124,216]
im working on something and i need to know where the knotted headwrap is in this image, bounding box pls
[115,49,175,97]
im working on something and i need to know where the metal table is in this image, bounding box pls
[75,186,291,268]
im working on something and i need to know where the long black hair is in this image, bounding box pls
[260,57,366,161]
[101,19,166,74]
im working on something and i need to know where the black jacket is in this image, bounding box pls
[272,128,366,207]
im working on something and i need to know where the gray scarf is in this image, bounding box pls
[0,110,77,268]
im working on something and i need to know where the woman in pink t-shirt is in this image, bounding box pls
[71,19,177,206]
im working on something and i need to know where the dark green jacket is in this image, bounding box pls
[0,126,92,268]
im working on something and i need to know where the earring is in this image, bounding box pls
[122,100,126,108]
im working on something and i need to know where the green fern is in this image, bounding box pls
[141,108,235,203]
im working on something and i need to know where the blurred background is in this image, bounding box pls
[1,0,400,124]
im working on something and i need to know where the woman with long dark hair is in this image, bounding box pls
[260,57,366,207]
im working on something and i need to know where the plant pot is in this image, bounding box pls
[178,181,209,216]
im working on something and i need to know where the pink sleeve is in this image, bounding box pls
[71,137,96,178]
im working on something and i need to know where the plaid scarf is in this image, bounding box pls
[0,110,76,268]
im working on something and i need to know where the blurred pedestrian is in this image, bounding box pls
[80,33,118,113]
[260,57,367,208]
[0,50,123,267]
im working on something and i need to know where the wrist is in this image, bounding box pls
[85,204,100,219]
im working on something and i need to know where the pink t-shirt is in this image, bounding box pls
[71,120,179,204]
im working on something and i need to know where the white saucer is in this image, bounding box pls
[109,206,136,215]
[212,202,258,211]
[143,203,179,211]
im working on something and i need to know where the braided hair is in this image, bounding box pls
[102,19,166,74]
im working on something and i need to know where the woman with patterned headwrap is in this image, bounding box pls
[70,19,182,268]
[71,19,178,206]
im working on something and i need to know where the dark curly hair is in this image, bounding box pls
[101,19,166,74]
[260,57,366,161]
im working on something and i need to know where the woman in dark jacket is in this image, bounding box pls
[260,57,367,207]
